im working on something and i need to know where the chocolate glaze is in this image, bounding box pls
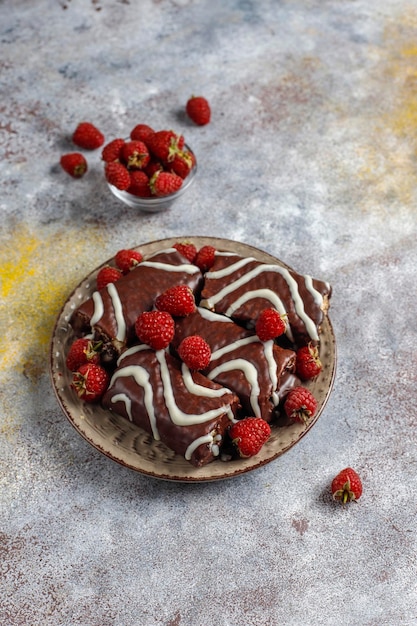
[173,308,297,422]
[200,252,331,346]
[102,346,240,467]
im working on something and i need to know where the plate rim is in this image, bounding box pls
[49,236,337,482]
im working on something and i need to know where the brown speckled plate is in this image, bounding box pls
[49,237,336,482]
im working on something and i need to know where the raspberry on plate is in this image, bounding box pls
[71,363,109,403]
[331,467,363,503]
[96,266,123,291]
[186,96,211,126]
[155,285,196,317]
[178,335,211,371]
[283,386,317,424]
[135,310,175,350]
[255,308,287,342]
[173,241,198,263]
[72,122,104,150]
[229,417,271,458]
[60,152,88,178]
[115,249,143,273]
[65,337,101,371]
[296,343,323,380]
[194,245,216,272]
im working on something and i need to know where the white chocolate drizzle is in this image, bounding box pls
[203,260,320,341]
[208,357,261,418]
[107,282,126,342]
[90,291,104,326]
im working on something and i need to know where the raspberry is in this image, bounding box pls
[283,386,318,424]
[331,468,363,503]
[194,245,216,272]
[72,122,104,150]
[104,161,131,190]
[115,249,143,273]
[173,241,197,263]
[178,335,212,371]
[255,309,287,342]
[147,129,183,162]
[96,266,123,290]
[168,149,195,179]
[296,343,323,380]
[65,337,101,371]
[135,310,175,350]
[127,170,151,197]
[101,138,125,163]
[186,96,211,126]
[71,363,109,403]
[121,140,150,170]
[144,160,163,178]
[229,417,271,458]
[60,152,87,178]
[149,170,183,197]
[155,285,196,317]
[130,123,155,143]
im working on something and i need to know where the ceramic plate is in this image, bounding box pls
[50,236,336,482]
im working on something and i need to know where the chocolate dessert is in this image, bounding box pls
[70,248,203,358]
[173,307,298,422]
[200,251,331,346]
[102,345,240,467]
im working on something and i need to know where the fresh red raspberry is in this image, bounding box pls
[115,249,143,273]
[104,161,131,190]
[144,160,164,178]
[229,417,271,458]
[149,170,183,197]
[65,337,101,371]
[296,343,323,380]
[186,96,211,126]
[178,335,212,371]
[130,123,155,143]
[101,138,125,163]
[147,129,184,162]
[284,386,318,424]
[173,241,198,263]
[71,363,109,403]
[72,122,104,150]
[255,308,287,342]
[155,285,196,317]
[194,245,216,272]
[135,310,175,350]
[331,468,363,503]
[96,266,123,290]
[168,149,195,179]
[60,152,88,178]
[121,140,150,170]
[127,170,151,197]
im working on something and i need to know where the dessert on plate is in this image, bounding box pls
[67,242,332,468]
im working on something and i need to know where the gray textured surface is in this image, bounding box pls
[1,1,417,624]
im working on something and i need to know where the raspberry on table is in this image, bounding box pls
[331,467,363,503]
[60,152,88,178]
[72,122,105,150]
[186,96,211,126]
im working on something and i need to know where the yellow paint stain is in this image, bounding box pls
[0,223,105,380]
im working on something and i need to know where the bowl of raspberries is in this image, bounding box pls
[102,124,197,212]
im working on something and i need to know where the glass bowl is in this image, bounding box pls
[107,144,197,213]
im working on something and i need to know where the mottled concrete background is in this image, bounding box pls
[1,1,417,624]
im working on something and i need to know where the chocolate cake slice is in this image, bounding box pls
[172,307,298,422]
[102,344,240,467]
[200,251,331,346]
[70,248,203,359]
